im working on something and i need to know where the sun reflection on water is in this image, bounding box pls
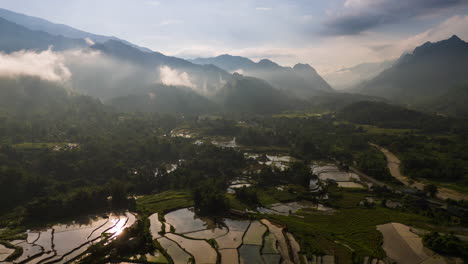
[107,217,126,237]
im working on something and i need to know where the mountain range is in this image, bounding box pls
[1,8,468,117]
[0,8,334,113]
[191,55,332,97]
[0,8,152,52]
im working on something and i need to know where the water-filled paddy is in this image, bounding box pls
[149,213,163,239]
[258,201,333,216]
[164,207,215,234]
[0,244,15,261]
[215,230,245,249]
[312,164,360,181]
[157,237,191,264]
[261,254,281,264]
[4,212,135,264]
[165,233,217,264]
[261,220,291,263]
[184,226,228,239]
[154,208,304,264]
[243,221,267,245]
[262,233,279,254]
[239,244,263,264]
[219,249,239,264]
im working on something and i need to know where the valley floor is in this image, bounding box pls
[371,144,468,202]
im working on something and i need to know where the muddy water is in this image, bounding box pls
[219,249,239,264]
[165,233,217,264]
[0,244,15,261]
[239,244,263,264]
[216,230,245,249]
[243,221,267,245]
[157,237,191,264]
[149,213,163,239]
[262,233,278,254]
[261,219,291,263]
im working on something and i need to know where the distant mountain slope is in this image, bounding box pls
[0,17,86,52]
[108,85,220,113]
[0,8,152,52]
[323,60,394,90]
[356,35,468,104]
[416,83,468,118]
[191,54,333,97]
[337,101,431,129]
[91,40,232,98]
[0,18,231,100]
[215,73,298,113]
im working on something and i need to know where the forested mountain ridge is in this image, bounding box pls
[356,35,468,105]
[0,7,153,52]
[0,17,86,52]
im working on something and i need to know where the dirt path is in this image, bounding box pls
[371,144,468,202]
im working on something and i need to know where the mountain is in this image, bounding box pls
[0,17,86,52]
[355,35,468,104]
[416,83,468,118]
[191,55,333,97]
[323,60,394,90]
[0,16,232,101]
[108,85,220,113]
[215,73,298,113]
[0,8,152,52]
[90,40,232,99]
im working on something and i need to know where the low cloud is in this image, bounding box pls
[84,38,95,46]
[323,0,467,35]
[159,66,195,88]
[0,48,71,83]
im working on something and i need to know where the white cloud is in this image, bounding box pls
[0,48,71,83]
[395,15,468,54]
[232,69,245,75]
[147,1,161,6]
[256,7,272,11]
[159,66,195,88]
[157,19,184,26]
[84,37,95,46]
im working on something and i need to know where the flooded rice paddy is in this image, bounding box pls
[2,212,136,264]
[257,201,334,216]
[311,164,366,189]
[146,207,305,264]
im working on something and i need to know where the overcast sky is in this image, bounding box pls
[1,0,468,74]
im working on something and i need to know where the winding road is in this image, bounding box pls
[371,144,468,202]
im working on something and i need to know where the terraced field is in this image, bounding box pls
[148,207,304,264]
[1,212,136,264]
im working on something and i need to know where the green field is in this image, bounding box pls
[268,190,433,262]
[136,191,194,215]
